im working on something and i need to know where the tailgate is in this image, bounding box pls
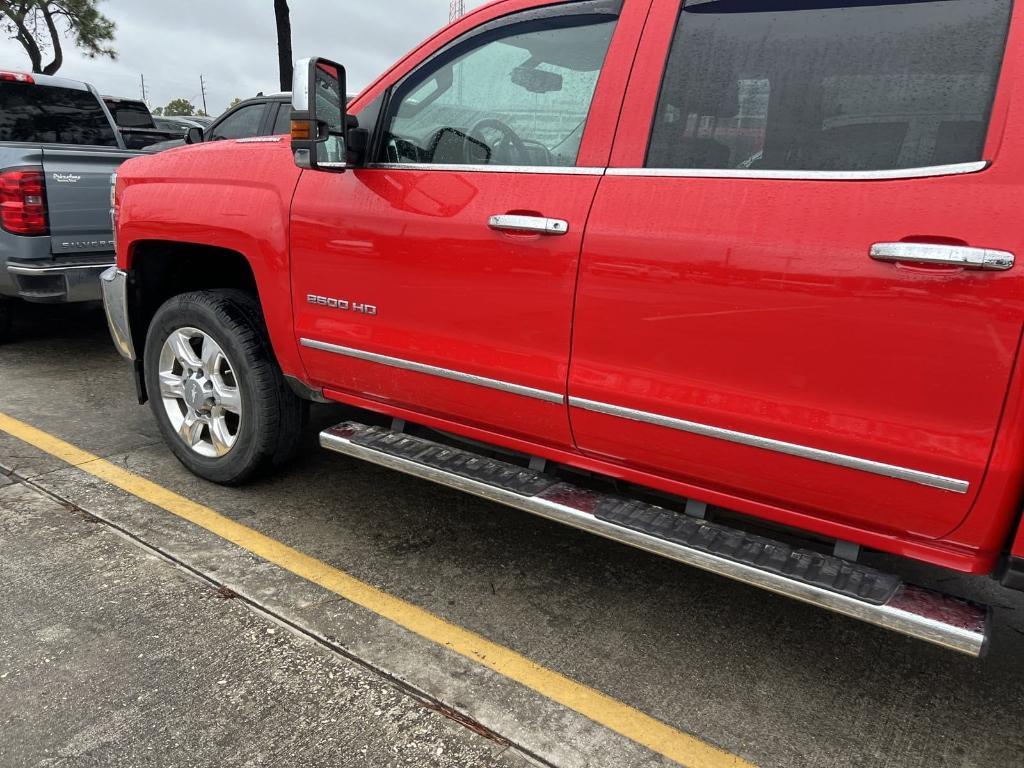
[41,146,140,257]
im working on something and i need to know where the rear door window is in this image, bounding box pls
[647,0,1013,172]
[0,83,119,147]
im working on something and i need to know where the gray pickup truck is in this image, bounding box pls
[0,70,147,341]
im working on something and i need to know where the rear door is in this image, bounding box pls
[569,0,1024,540]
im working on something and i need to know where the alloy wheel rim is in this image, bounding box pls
[158,327,242,458]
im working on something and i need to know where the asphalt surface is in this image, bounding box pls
[2,303,1024,768]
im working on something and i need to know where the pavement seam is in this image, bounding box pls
[5,468,551,768]
[0,440,165,483]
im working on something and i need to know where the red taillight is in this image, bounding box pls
[0,71,34,84]
[1,168,49,236]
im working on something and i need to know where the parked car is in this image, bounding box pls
[102,96,181,150]
[103,0,1023,657]
[153,116,208,134]
[0,71,153,340]
[146,93,293,151]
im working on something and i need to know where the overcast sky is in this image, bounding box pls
[0,1,487,115]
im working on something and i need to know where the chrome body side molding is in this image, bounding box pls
[300,338,564,404]
[569,397,970,494]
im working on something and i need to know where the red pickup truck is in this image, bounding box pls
[102,0,1024,657]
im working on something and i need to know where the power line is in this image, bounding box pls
[449,0,465,22]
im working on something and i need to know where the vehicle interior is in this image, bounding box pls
[380,16,616,167]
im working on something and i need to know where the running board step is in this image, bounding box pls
[321,422,989,657]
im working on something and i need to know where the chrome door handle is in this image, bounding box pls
[488,214,569,236]
[870,242,1014,271]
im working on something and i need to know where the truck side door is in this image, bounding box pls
[569,0,1024,543]
[291,0,642,449]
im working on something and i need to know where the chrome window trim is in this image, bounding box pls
[605,161,989,182]
[569,397,970,494]
[300,338,565,404]
[363,160,988,180]
[366,162,605,176]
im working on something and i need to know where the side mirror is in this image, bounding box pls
[291,56,348,172]
[184,126,203,145]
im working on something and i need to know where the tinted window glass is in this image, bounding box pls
[648,0,1012,172]
[379,14,616,167]
[209,104,264,140]
[272,103,291,135]
[105,101,154,128]
[0,83,118,147]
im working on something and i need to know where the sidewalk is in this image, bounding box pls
[0,478,532,768]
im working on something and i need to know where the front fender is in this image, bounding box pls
[115,139,306,380]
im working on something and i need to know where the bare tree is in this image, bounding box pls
[274,0,292,92]
[0,0,115,75]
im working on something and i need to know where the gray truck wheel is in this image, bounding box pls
[144,290,307,485]
[0,299,13,344]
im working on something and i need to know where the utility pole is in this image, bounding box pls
[199,74,209,116]
[139,73,147,104]
[449,0,465,22]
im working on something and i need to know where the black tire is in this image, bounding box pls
[144,290,308,485]
[0,298,14,344]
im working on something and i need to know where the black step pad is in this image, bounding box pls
[595,498,901,606]
[351,426,560,497]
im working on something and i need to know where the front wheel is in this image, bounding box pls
[144,290,307,485]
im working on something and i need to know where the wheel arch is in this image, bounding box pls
[126,241,269,403]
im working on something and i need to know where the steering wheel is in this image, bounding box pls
[468,118,530,165]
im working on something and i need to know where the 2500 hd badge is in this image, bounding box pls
[307,294,378,316]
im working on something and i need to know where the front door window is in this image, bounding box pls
[379,13,617,167]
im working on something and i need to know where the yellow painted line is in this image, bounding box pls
[0,411,754,768]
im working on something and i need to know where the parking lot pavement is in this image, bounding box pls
[0,476,530,768]
[2,304,1024,768]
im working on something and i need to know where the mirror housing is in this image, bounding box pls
[291,56,348,172]
[184,126,203,145]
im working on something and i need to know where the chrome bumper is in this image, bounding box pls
[100,267,135,361]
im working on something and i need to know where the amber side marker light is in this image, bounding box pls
[291,120,312,140]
